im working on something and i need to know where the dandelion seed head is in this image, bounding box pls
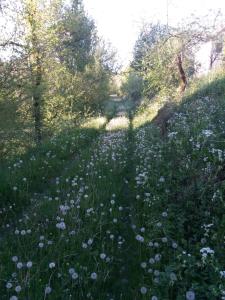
[38,242,44,248]
[49,262,55,269]
[12,256,18,262]
[16,262,23,269]
[56,221,66,230]
[45,286,52,294]
[100,253,106,260]
[140,286,147,294]
[186,290,195,300]
[90,272,97,280]
[15,285,22,293]
[69,268,75,275]
[87,238,93,245]
[72,272,78,279]
[26,261,32,268]
[136,234,144,243]
[6,282,13,289]
[140,262,147,268]
[10,296,18,300]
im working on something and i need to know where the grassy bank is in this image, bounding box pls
[1,73,225,299]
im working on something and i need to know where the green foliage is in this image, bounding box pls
[184,69,225,100]
[132,23,168,71]
[1,71,225,299]
[0,0,115,156]
[121,71,143,101]
[0,127,100,223]
[2,4,225,299]
[130,71,225,299]
[57,1,96,72]
[130,21,202,100]
[143,35,195,97]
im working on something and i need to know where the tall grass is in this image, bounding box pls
[0,128,100,225]
[1,71,225,299]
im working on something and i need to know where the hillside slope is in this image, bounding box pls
[1,79,225,299]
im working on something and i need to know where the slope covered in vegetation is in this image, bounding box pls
[1,72,225,299]
[1,1,225,299]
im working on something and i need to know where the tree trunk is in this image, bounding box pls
[177,53,187,93]
[32,51,42,143]
[24,0,44,143]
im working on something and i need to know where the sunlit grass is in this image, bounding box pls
[81,116,107,129]
[106,116,130,131]
[133,97,164,128]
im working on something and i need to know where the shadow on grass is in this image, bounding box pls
[0,127,102,223]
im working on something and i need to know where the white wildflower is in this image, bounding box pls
[159,176,165,183]
[49,262,55,269]
[82,242,88,249]
[149,258,155,264]
[6,282,13,289]
[202,129,213,137]
[69,268,75,275]
[87,238,93,245]
[220,271,225,278]
[140,286,147,294]
[72,272,78,279]
[26,261,33,268]
[200,247,214,255]
[100,253,106,260]
[56,221,66,230]
[172,242,178,249]
[155,254,161,262]
[38,242,44,248]
[12,256,18,262]
[186,290,195,300]
[135,234,144,243]
[140,262,147,268]
[90,272,97,280]
[15,285,22,293]
[162,237,168,243]
[16,262,23,269]
[45,286,52,294]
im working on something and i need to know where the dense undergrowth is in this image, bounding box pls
[0,128,100,226]
[1,74,225,299]
[132,96,225,299]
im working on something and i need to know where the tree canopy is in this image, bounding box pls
[0,0,116,142]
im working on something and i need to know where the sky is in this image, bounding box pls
[83,0,225,67]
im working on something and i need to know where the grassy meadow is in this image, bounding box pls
[3,0,225,298]
[1,77,225,300]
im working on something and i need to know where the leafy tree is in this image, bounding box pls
[142,32,196,96]
[0,0,116,143]
[130,13,225,100]
[0,0,63,142]
[132,23,168,71]
[121,71,143,101]
[131,22,203,98]
[57,0,96,72]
